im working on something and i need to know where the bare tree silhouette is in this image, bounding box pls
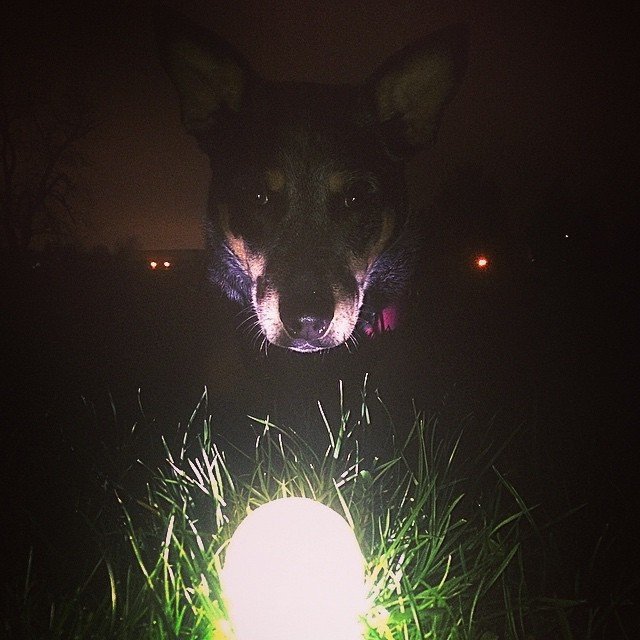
[0,87,96,256]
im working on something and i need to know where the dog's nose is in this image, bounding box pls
[283,314,331,342]
[279,287,333,344]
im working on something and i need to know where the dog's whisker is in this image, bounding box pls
[249,324,264,348]
[236,314,257,330]
[246,319,261,335]
[238,313,263,346]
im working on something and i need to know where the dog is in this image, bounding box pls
[158,13,466,355]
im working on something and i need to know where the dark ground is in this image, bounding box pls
[1,237,637,633]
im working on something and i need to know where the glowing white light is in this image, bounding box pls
[149,261,157,269]
[476,256,489,268]
[221,497,367,640]
[163,261,171,268]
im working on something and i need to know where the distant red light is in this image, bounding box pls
[149,261,157,269]
[475,256,489,269]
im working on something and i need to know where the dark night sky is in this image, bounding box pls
[1,0,637,250]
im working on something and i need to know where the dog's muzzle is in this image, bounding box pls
[253,267,362,352]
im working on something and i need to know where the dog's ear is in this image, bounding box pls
[157,8,254,139]
[366,26,468,159]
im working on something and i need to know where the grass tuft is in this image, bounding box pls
[4,387,615,639]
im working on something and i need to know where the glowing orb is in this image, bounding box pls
[149,261,157,269]
[221,497,367,640]
[163,261,171,268]
[475,256,489,268]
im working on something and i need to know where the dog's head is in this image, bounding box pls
[159,15,466,352]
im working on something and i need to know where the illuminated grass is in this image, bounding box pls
[4,387,619,639]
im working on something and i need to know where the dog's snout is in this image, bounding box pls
[283,313,331,342]
[279,284,334,345]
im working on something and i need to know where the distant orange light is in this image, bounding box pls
[475,256,489,269]
[163,261,171,268]
[149,261,157,269]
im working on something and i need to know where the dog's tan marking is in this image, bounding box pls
[369,214,395,265]
[349,254,368,287]
[219,203,265,279]
[228,234,265,280]
[265,168,286,193]
[254,286,282,344]
[349,213,395,286]
[245,250,266,280]
[331,293,361,344]
[327,171,347,194]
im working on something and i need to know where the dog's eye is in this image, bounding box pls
[343,193,358,208]
[255,192,270,206]
[342,182,375,210]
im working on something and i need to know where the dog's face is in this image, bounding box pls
[208,85,408,352]
[160,15,466,352]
